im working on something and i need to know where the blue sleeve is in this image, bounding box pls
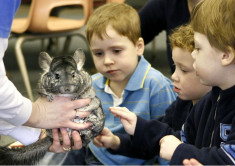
[0,0,21,38]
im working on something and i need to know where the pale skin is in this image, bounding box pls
[183,158,203,166]
[25,96,92,152]
[92,106,137,149]
[40,128,84,153]
[24,96,91,130]
[90,25,144,98]
[171,47,211,105]
[159,135,182,161]
[92,127,120,150]
[92,107,136,149]
[192,32,235,90]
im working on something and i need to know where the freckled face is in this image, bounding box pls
[171,47,211,101]
[90,25,141,85]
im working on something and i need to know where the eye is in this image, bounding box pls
[72,72,76,78]
[55,73,60,79]
[181,69,187,73]
[194,48,200,52]
[113,49,122,54]
[180,66,188,73]
[93,51,104,57]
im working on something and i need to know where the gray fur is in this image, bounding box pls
[0,49,105,165]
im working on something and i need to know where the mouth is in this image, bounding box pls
[173,85,180,93]
[107,70,118,74]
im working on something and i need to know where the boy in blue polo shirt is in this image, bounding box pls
[62,2,176,165]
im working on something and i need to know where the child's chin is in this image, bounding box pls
[178,95,188,100]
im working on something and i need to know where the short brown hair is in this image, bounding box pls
[86,3,141,45]
[191,0,235,53]
[169,24,194,52]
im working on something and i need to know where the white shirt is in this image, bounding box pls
[0,38,40,145]
[104,84,124,106]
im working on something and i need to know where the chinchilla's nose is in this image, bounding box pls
[65,87,70,92]
[60,85,77,94]
[60,85,71,93]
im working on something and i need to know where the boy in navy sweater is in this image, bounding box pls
[93,0,235,164]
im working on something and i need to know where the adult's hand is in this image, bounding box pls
[24,96,91,130]
[48,128,83,153]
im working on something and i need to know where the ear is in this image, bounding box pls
[136,37,145,56]
[221,47,235,66]
[73,48,85,71]
[38,52,52,72]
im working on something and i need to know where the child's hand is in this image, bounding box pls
[109,107,137,135]
[183,158,203,166]
[159,135,182,161]
[93,127,120,150]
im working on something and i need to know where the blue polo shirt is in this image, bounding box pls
[89,56,177,165]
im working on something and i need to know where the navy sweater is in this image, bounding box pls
[159,97,192,130]
[139,0,190,73]
[111,86,235,165]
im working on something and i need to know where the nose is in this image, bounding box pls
[171,70,179,82]
[65,87,70,92]
[191,50,197,70]
[64,84,72,91]
[104,55,114,65]
[191,50,196,60]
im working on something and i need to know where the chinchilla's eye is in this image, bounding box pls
[72,72,76,78]
[55,73,60,79]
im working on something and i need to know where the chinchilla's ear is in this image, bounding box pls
[38,52,52,72]
[73,48,85,71]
